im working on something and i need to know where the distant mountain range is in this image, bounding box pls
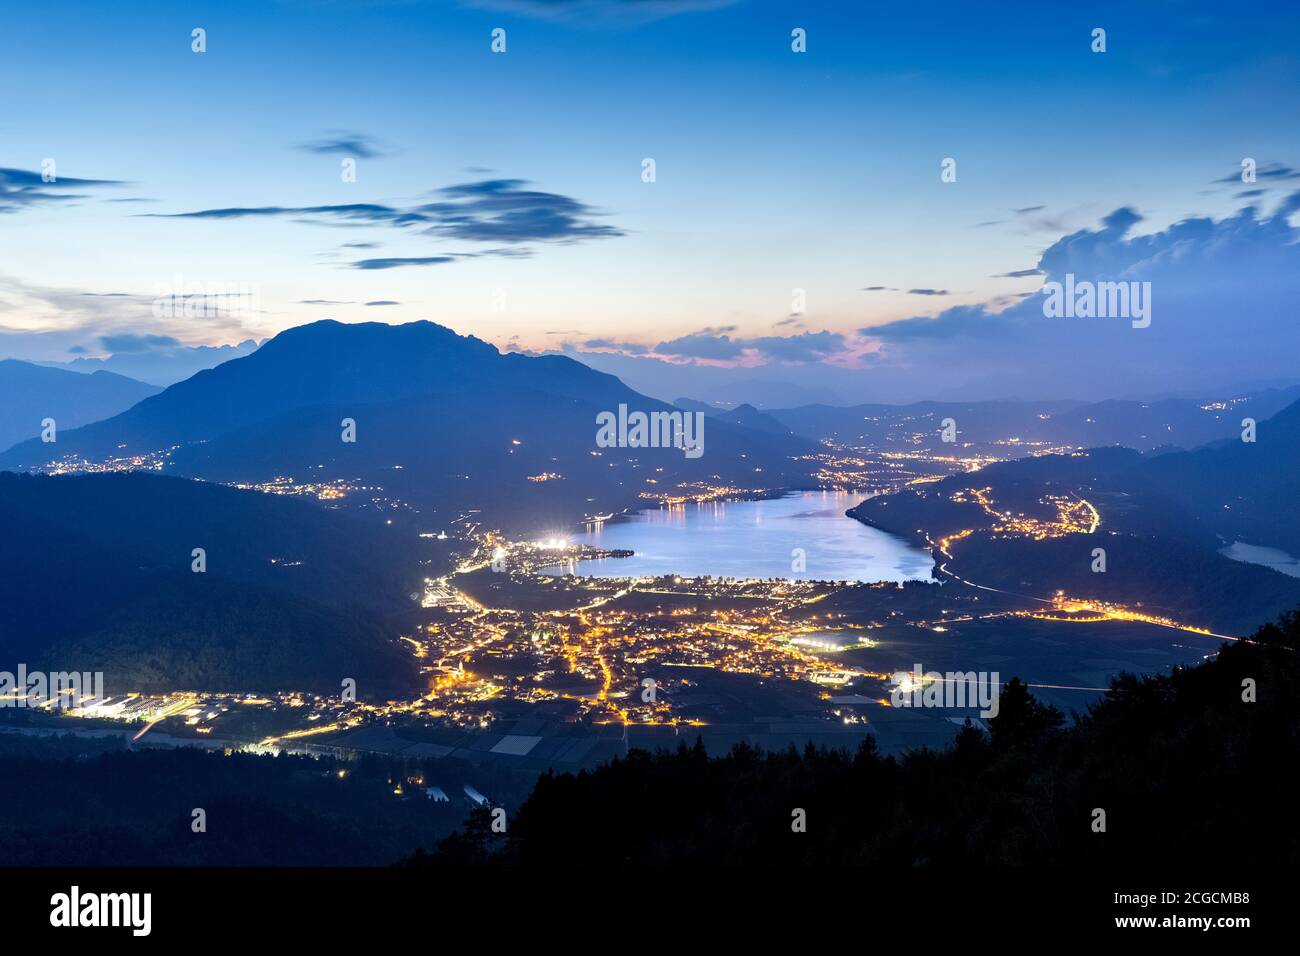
[1,321,819,532]
[0,360,159,453]
[673,399,794,437]
[760,388,1300,453]
[36,339,262,387]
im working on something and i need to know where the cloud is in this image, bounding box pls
[145,203,409,223]
[743,331,850,362]
[860,304,1010,342]
[975,205,1072,234]
[649,328,855,365]
[299,299,355,305]
[0,275,265,362]
[99,333,182,353]
[653,331,747,361]
[859,192,1300,397]
[418,179,624,243]
[349,256,458,270]
[1213,161,1300,185]
[143,178,623,252]
[864,286,955,296]
[992,268,1044,278]
[364,300,400,306]
[297,132,390,159]
[583,337,648,354]
[0,166,125,213]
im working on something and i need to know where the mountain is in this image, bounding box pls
[1137,398,1300,554]
[38,339,262,387]
[673,397,722,414]
[560,349,845,407]
[1,321,818,532]
[693,379,842,409]
[846,400,1300,634]
[0,360,159,453]
[674,399,793,436]
[767,389,1300,453]
[769,400,1083,450]
[0,471,440,694]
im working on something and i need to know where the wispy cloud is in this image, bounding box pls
[297,131,391,159]
[973,204,1071,234]
[583,337,648,354]
[862,285,957,296]
[142,179,624,255]
[420,179,624,243]
[647,329,859,365]
[0,275,263,361]
[1212,161,1300,185]
[0,166,126,213]
[350,256,459,270]
[100,332,181,352]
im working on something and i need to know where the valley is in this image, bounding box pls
[3,320,1295,776]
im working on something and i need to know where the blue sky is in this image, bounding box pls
[2,0,1299,399]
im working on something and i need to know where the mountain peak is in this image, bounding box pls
[259,318,497,358]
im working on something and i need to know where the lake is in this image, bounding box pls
[549,491,934,583]
[1221,540,1300,579]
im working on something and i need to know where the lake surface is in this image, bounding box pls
[550,491,934,583]
[1221,540,1300,578]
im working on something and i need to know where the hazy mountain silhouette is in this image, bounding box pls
[0,360,159,453]
[769,388,1300,452]
[673,399,793,436]
[39,338,262,387]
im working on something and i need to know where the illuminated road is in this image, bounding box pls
[925,531,1239,642]
[131,695,196,743]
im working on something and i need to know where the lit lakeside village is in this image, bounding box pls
[3,392,1252,806]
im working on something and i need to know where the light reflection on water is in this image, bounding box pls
[549,491,934,583]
